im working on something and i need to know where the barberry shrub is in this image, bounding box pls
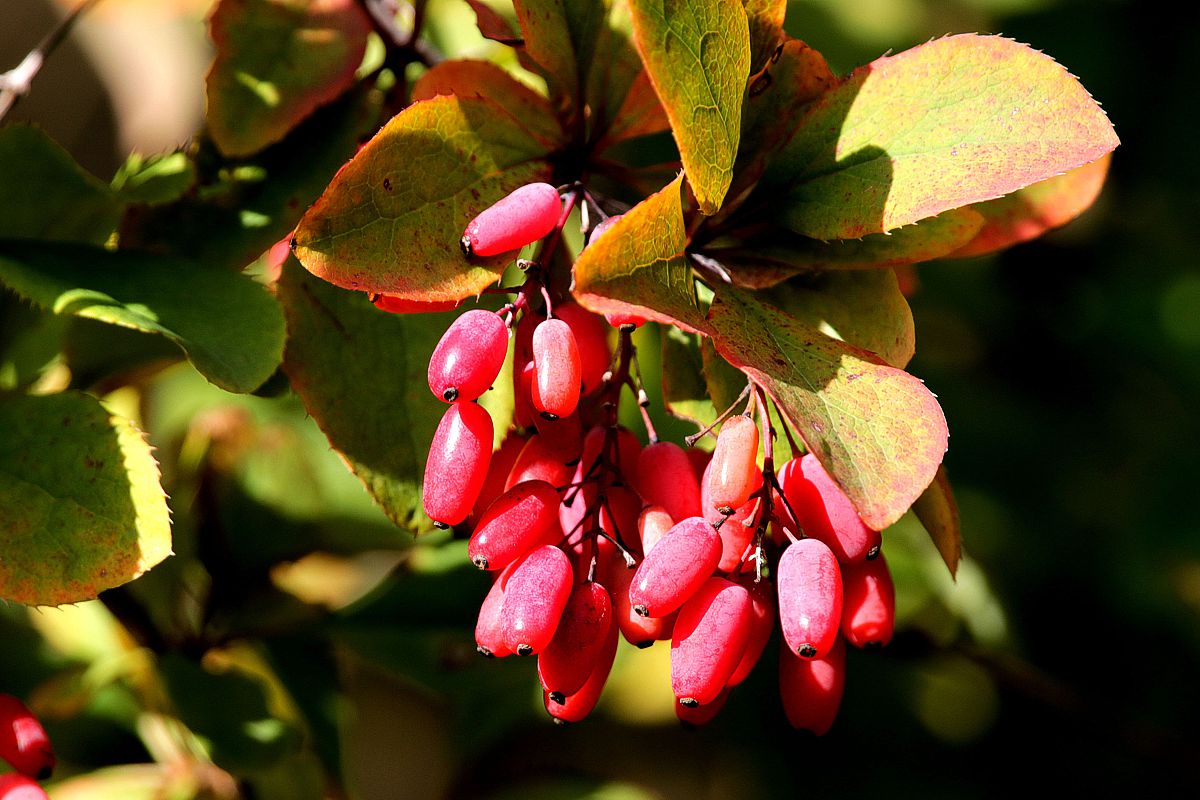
[0,0,1116,794]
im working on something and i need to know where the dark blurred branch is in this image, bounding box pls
[355,0,440,69]
[0,0,102,122]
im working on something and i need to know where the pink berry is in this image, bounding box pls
[841,552,896,648]
[706,415,760,513]
[531,319,582,419]
[538,582,613,698]
[636,442,702,524]
[777,538,843,660]
[670,577,753,707]
[779,453,881,564]
[461,182,562,257]
[779,636,846,734]
[629,517,721,618]
[422,401,494,527]
[469,480,563,571]
[427,309,509,402]
[499,545,573,656]
[543,613,618,724]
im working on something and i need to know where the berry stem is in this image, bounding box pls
[685,381,752,447]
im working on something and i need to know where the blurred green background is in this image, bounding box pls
[2,0,1197,797]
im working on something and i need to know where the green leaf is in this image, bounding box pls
[703,208,983,288]
[513,0,580,118]
[0,392,171,606]
[411,59,564,148]
[708,289,946,530]
[110,152,197,206]
[742,0,786,74]
[0,241,285,393]
[762,34,1120,239]
[950,154,1112,258]
[660,325,713,425]
[770,269,915,368]
[573,174,710,334]
[912,465,962,578]
[206,0,372,157]
[628,0,750,214]
[292,95,553,302]
[0,126,122,245]
[278,259,507,530]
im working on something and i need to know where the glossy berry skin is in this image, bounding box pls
[636,442,702,525]
[638,505,674,555]
[469,433,527,523]
[0,774,50,800]
[0,695,54,780]
[499,545,573,656]
[629,517,721,618]
[475,563,517,657]
[841,552,896,648]
[701,460,762,572]
[422,401,493,527]
[531,319,582,419]
[727,578,776,686]
[469,480,562,570]
[505,434,573,492]
[544,614,618,724]
[461,182,561,257]
[427,309,508,402]
[538,582,613,698]
[780,454,881,564]
[779,636,846,735]
[707,415,760,512]
[596,538,674,647]
[777,538,844,660]
[373,294,463,314]
[554,302,612,395]
[675,686,730,727]
[670,577,753,707]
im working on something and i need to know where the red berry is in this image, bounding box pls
[675,686,730,727]
[554,302,612,395]
[427,309,509,402]
[505,434,573,491]
[629,517,721,618]
[599,485,642,555]
[636,442,702,525]
[777,538,844,660]
[538,582,613,698]
[0,773,50,800]
[841,552,896,648]
[726,578,776,686]
[469,432,527,523]
[706,414,760,513]
[513,359,537,429]
[500,545,573,656]
[544,613,618,724]
[779,636,846,734]
[422,401,494,527]
[475,563,518,657]
[0,695,54,780]
[701,460,762,572]
[779,453,881,564]
[671,577,753,707]
[596,538,673,647]
[533,409,583,461]
[587,214,622,244]
[531,319,582,419]
[637,505,674,556]
[373,294,464,314]
[469,480,562,570]
[461,182,562,257]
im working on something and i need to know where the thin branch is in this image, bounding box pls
[0,0,102,122]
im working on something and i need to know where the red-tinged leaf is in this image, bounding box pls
[950,154,1112,258]
[466,0,523,45]
[573,174,711,335]
[743,0,787,74]
[292,95,554,302]
[707,289,947,531]
[769,269,915,368]
[513,0,579,116]
[628,0,750,215]
[206,0,372,157]
[912,465,962,578]
[594,69,671,151]
[703,208,984,288]
[411,59,564,148]
[761,34,1119,239]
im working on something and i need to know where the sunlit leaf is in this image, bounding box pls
[292,95,553,302]
[0,241,285,393]
[762,35,1119,239]
[110,152,197,206]
[206,0,372,156]
[708,289,946,530]
[628,0,750,214]
[0,392,171,606]
[742,0,786,74]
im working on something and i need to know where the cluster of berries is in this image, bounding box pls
[407,184,895,729]
[0,695,54,799]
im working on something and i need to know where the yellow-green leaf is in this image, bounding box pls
[912,465,962,578]
[206,0,372,156]
[0,392,171,606]
[628,0,750,214]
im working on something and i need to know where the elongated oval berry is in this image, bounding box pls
[599,486,642,555]
[780,453,882,563]
[506,434,573,491]
[470,432,527,523]
[544,614,618,724]
[427,309,509,402]
[779,636,846,735]
[701,460,762,571]
[0,695,54,780]
[675,687,730,727]
[538,582,613,698]
[0,773,50,800]
[461,182,562,257]
[475,562,518,657]
[596,538,673,647]
[727,578,776,686]
[531,319,582,419]
[841,552,896,648]
[469,480,562,570]
[637,442,702,524]
[533,409,583,461]
[629,517,721,618]
[513,359,537,428]
[638,505,674,556]
[423,401,494,527]
[373,294,464,314]
[671,577,753,707]
[554,302,612,395]
[500,545,573,656]
[707,415,760,512]
[777,538,844,659]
